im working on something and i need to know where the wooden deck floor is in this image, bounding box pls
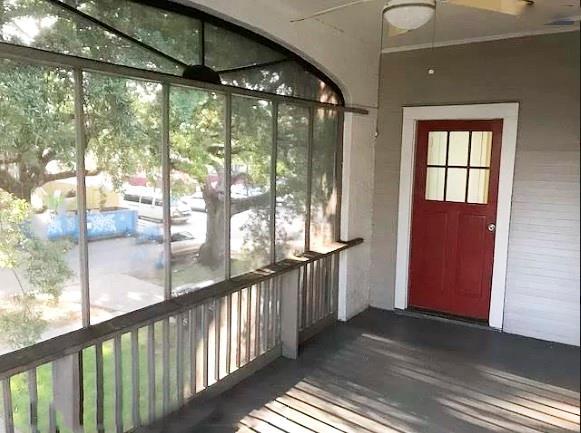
[150,309,580,433]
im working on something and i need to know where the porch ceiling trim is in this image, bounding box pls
[382,27,579,54]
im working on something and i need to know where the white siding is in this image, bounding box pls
[504,150,580,345]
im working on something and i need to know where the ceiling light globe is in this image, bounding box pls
[384,0,436,30]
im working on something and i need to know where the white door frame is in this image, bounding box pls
[395,103,519,329]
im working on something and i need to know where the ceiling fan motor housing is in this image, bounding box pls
[383,0,437,30]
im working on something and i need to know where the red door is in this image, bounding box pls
[409,120,503,321]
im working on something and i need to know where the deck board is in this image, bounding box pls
[147,308,580,433]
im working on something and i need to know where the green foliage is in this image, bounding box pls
[0,190,29,268]
[0,190,72,299]
[169,87,225,181]
[20,237,73,300]
[73,0,202,66]
[0,191,72,348]
[83,73,163,191]
[1,0,181,73]
[0,298,46,348]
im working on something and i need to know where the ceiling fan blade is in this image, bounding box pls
[445,0,531,16]
[290,0,380,23]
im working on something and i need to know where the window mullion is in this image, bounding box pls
[334,111,345,242]
[270,101,279,263]
[200,20,206,66]
[305,107,315,252]
[73,67,90,327]
[161,83,172,299]
[224,93,232,279]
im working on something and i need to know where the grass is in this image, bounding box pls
[8,260,256,433]
[10,320,182,433]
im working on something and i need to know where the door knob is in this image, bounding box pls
[488,223,496,232]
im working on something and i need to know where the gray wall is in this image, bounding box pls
[371,31,580,346]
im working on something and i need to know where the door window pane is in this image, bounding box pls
[468,169,490,204]
[448,131,470,166]
[425,168,445,201]
[470,131,493,167]
[0,60,81,354]
[427,131,447,165]
[230,96,273,276]
[169,87,226,294]
[83,73,164,324]
[310,109,338,252]
[446,168,467,202]
[275,104,309,260]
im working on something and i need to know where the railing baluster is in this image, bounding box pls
[327,255,334,315]
[319,258,324,319]
[245,286,252,364]
[147,323,156,423]
[95,342,105,433]
[131,329,141,429]
[269,279,275,347]
[48,400,57,433]
[214,298,221,382]
[28,369,39,433]
[264,280,271,351]
[202,303,209,389]
[312,261,318,324]
[300,266,306,329]
[162,318,170,415]
[255,283,261,357]
[323,256,329,316]
[277,275,283,344]
[334,254,338,311]
[226,294,232,375]
[176,313,184,407]
[189,307,197,396]
[2,378,14,433]
[272,279,278,347]
[236,289,243,369]
[306,263,311,327]
[307,262,315,326]
[114,335,123,433]
[320,258,325,319]
[309,262,315,327]
[275,276,281,345]
[316,260,321,323]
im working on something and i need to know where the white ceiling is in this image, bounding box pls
[286,0,581,51]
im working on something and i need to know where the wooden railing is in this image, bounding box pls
[0,239,362,433]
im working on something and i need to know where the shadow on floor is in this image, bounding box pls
[167,308,581,433]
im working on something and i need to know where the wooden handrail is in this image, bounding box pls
[0,238,362,379]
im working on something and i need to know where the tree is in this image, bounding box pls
[0,0,339,273]
[0,190,72,348]
[168,89,273,267]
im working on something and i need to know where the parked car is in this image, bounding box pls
[122,191,190,223]
[170,231,203,259]
[181,192,207,213]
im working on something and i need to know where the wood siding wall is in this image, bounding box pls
[372,31,580,345]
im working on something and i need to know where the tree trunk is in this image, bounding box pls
[0,176,36,202]
[197,188,270,268]
[198,189,225,268]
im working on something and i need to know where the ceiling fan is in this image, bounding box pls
[291,0,535,35]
